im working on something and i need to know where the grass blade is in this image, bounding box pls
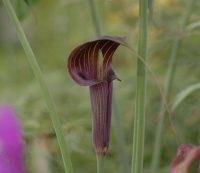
[131,0,148,173]
[172,83,200,111]
[2,1,73,173]
[88,0,101,36]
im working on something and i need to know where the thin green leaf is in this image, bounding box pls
[171,83,200,111]
[187,21,200,30]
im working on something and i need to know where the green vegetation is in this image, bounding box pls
[0,0,199,173]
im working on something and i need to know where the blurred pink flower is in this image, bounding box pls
[169,144,200,173]
[0,105,26,173]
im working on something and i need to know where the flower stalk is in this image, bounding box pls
[97,155,105,173]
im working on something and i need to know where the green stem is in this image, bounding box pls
[88,0,101,36]
[2,1,73,173]
[97,155,104,173]
[89,1,128,172]
[131,0,148,173]
[150,1,197,173]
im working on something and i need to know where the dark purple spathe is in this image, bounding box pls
[0,105,26,173]
[90,82,113,155]
[67,36,126,155]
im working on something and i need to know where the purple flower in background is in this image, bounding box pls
[0,105,26,173]
[67,36,126,155]
[169,144,200,173]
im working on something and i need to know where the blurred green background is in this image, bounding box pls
[0,0,200,172]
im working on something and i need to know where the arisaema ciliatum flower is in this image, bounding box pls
[169,144,200,173]
[67,36,127,155]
